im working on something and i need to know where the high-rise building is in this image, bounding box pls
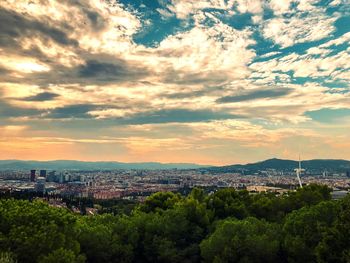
[39,170,47,178]
[47,171,56,182]
[35,177,46,193]
[346,171,350,178]
[59,173,65,183]
[30,170,36,182]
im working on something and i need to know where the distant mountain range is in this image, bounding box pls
[205,158,350,173]
[0,160,208,171]
[1,158,350,172]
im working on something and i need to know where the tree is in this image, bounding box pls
[0,199,82,263]
[139,192,182,213]
[206,189,251,220]
[249,192,284,221]
[38,248,85,263]
[315,194,350,263]
[131,193,211,263]
[201,217,281,263]
[282,200,340,263]
[0,251,17,263]
[77,214,138,263]
[286,184,331,212]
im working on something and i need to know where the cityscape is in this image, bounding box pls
[1,158,349,206]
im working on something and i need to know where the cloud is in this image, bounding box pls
[0,8,78,48]
[78,59,149,81]
[268,0,294,15]
[162,0,265,20]
[164,0,234,20]
[21,92,59,101]
[119,109,239,124]
[236,0,263,14]
[319,32,350,48]
[250,48,350,80]
[150,19,255,84]
[156,8,174,19]
[45,104,101,119]
[0,54,51,74]
[217,88,293,103]
[262,13,337,48]
[0,100,43,118]
[0,66,10,76]
[84,9,106,31]
[164,88,216,99]
[0,0,349,162]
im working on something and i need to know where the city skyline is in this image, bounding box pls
[0,0,349,165]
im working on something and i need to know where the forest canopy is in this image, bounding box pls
[0,184,349,263]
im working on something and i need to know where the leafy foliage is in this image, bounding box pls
[0,184,348,262]
[200,217,281,263]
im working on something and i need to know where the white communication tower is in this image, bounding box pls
[294,155,304,188]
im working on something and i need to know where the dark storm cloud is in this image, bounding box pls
[85,10,105,30]
[78,60,150,82]
[0,8,78,48]
[0,56,152,88]
[79,60,126,77]
[119,109,241,124]
[45,104,100,119]
[217,88,293,103]
[21,92,59,101]
[0,100,43,118]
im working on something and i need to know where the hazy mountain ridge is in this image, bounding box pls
[1,158,350,172]
[0,160,209,170]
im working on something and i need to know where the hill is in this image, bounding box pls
[206,158,350,173]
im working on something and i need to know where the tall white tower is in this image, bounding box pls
[294,155,304,188]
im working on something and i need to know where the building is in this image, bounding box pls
[64,172,70,182]
[246,185,288,194]
[35,177,46,193]
[331,190,348,199]
[30,170,36,182]
[58,173,65,183]
[39,170,47,178]
[79,175,85,182]
[46,171,56,182]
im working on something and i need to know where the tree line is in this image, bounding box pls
[0,184,349,262]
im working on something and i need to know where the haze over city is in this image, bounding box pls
[0,0,349,165]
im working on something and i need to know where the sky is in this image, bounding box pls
[0,0,349,165]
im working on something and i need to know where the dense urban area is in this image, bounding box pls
[1,162,350,203]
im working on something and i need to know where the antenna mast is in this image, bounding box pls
[294,154,304,188]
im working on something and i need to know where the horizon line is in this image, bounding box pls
[1,157,349,167]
